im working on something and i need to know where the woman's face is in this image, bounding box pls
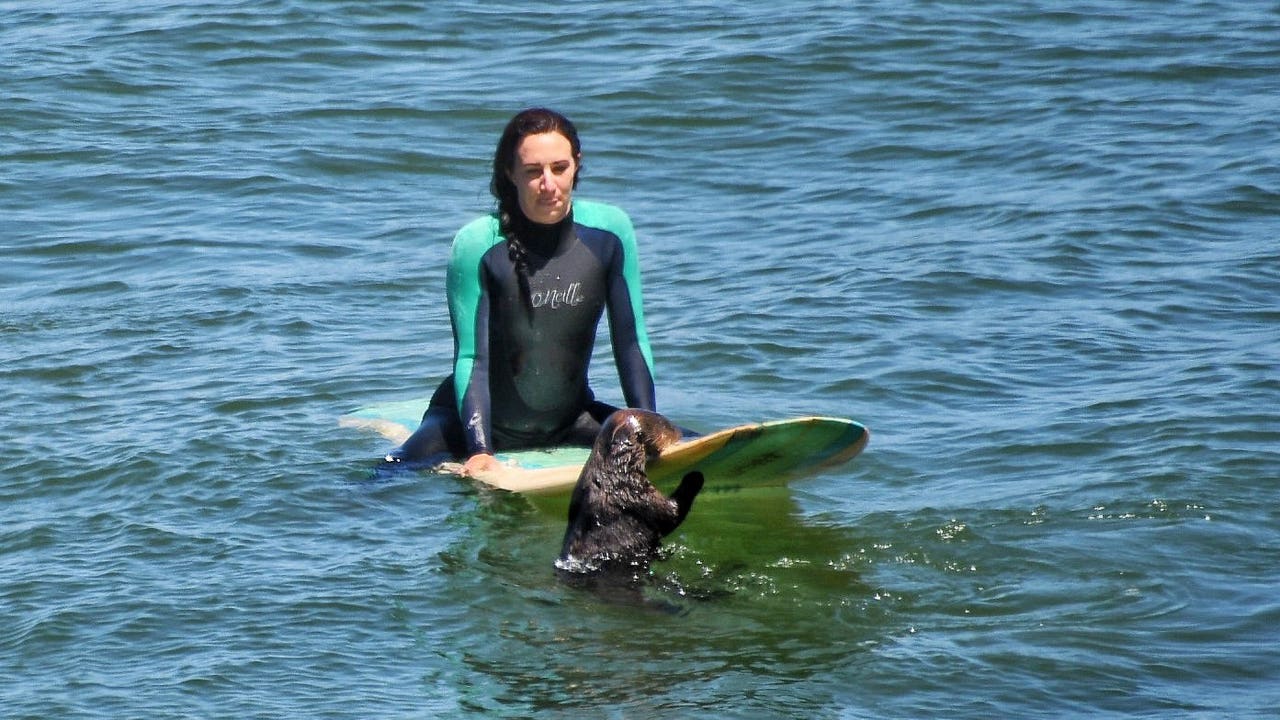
[508,131,578,225]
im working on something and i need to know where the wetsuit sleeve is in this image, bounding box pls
[603,209,658,411]
[446,219,499,455]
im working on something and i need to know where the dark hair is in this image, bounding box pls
[490,108,582,299]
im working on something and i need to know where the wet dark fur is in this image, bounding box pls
[557,409,704,578]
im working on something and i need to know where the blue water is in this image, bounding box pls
[3,2,1279,717]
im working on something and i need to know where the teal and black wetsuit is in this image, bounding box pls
[390,199,656,463]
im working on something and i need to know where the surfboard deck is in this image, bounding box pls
[340,399,869,498]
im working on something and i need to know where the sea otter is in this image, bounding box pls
[556,409,704,578]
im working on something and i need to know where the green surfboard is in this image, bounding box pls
[340,398,869,497]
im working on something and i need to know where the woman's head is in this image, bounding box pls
[491,108,582,226]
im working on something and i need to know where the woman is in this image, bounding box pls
[386,108,658,475]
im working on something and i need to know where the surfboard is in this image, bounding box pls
[340,399,869,497]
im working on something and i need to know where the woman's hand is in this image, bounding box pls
[460,453,502,477]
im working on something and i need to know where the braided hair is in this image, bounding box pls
[489,108,582,307]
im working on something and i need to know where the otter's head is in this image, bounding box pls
[595,409,681,480]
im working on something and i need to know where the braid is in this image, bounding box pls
[498,207,534,310]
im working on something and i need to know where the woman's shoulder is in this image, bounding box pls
[453,213,501,243]
[451,213,503,250]
[448,214,504,272]
[572,199,633,235]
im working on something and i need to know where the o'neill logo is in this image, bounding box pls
[531,282,585,309]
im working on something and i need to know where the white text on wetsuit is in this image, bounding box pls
[530,282,585,309]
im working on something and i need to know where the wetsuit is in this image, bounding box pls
[390,199,656,463]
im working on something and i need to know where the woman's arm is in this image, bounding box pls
[446,217,503,455]
[602,208,657,411]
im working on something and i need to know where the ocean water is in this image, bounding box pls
[3,1,1279,717]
